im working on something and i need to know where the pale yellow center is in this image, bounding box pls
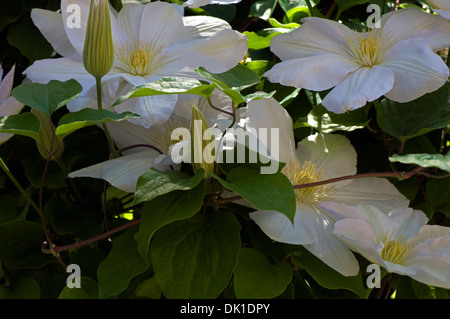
[380,232,412,264]
[283,159,336,204]
[347,30,389,67]
[115,40,166,77]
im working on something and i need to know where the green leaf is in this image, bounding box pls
[58,277,98,299]
[7,15,55,63]
[377,82,450,142]
[426,177,450,215]
[279,0,320,13]
[97,228,150,299]
[135,277,161,299]
[0,277,41,299]
[12,79,82,116]
[133,168,204,205]
[233,248,292,299]
[197,64,260,92]
[113,77,215,106]
[0,220,53,270]
[0,112,40,140]
[389,153,450,173]
[210,167,296,222]
[44,196,104,240]
[56,109,141,138]
[250,0,278,21]
[335,0,369,16]
[291,248,368,298]
[151,211,241,299]
[135,183,206,261]
[243,31,280,50]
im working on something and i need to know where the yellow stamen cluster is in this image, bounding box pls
[115,39,166,77]
[347,30,389,67]
[380,232,412,264]
[283,159,336,204]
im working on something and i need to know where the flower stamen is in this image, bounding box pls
[346,29,390,67]
[115,39,166,77]
[283,159,336,204]
[380,232,412,264]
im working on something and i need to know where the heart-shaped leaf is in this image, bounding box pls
[233,248,292,299]
[12,79,82,116]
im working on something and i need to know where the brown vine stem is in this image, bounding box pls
[51,218,141,254]
[216,169,449,206]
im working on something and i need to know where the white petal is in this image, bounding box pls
[322,66,394,113]
[61,0,128,56]
[333,219,379,265]
[162,30,248,74]
[434,9,450,20]
[24,58,95,95]
[116,3,144,40]
[409,225,450,246]
[334,178,409,213]
[250,203,317,245]
[381,8,450,51]
[264,55,359,92]
[105,119,161,151]
[183,15,232,38]
[400,235,450,288]
[31,9,78,59]
[382,38,449,103]
[0,96,24,117]
[136,2,187,48]
[303,209,361,276]
[244,97,296,163]
[68,150,168,193]
[295,133,357,182]
[114,94,178,128]
[0,65,16,102]
[270,17,356,60]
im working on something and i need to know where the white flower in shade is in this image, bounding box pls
[25,0,247,127]
[183,0,241,8]
[241,98,409,276]
[264,8,450,113]
[427,0,450,19]
[0,65,24,144]
[68,91,233,192]
[319,202,450,289]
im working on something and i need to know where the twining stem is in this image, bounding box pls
[0,157,40,214]
[215,169,447,205]
[52,218,141,254]
[95,76,117,159]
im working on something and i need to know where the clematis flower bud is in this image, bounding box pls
[32,109,64,160]
[83,0,114,79]
[190,105,216,179]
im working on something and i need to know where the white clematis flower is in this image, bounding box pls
[68,91,233,192]
[25,0,247,127]
[265,8,450,113]
[183,0,241,8]
[0,65,25,144]
[243,98,409,276]
[427,0,450,19]
[319,202,450,289]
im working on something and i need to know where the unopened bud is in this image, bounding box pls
[191,106,215,179]
[32,109,64,160]
[83,0,114,79]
